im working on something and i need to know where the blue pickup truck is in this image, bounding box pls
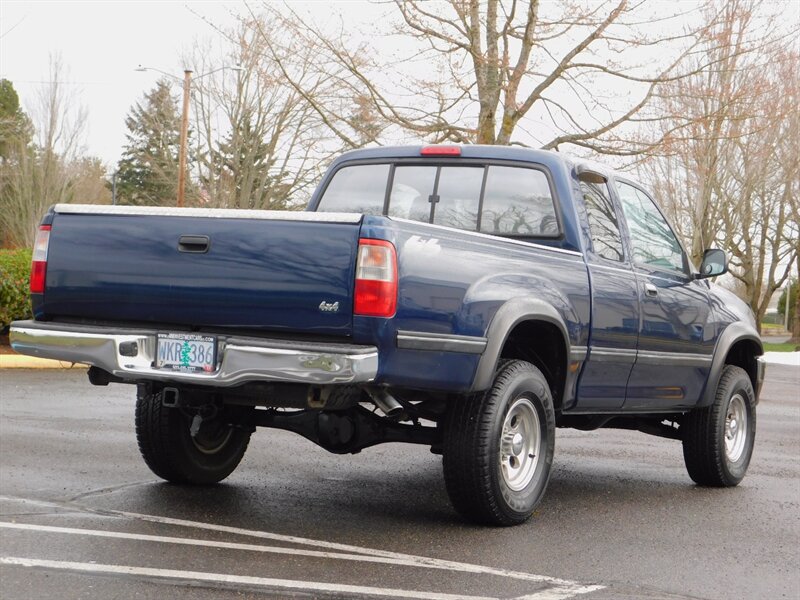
[10,145,765,525]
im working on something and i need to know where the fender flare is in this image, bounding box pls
[470,297,572,392]
[699,321,763,407]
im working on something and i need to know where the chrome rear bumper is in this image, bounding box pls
[9,320,378,387]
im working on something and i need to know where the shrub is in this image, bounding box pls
[0,248,32,331]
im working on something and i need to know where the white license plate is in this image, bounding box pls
[156,333,217,373]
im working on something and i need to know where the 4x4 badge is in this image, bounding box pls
[319,301,340,313]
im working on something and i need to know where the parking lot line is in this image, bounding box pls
[0,556,497,600]
[0,521,469,567]
[112,506,584,586]
[0,495,603,599]
[512,588,607,600]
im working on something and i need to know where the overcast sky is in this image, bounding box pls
[3,1,798,172]
[0,1,354,167]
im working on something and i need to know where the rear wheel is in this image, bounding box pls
[443,360,555,526]
[682,365,756,487]
[135,388,252,485]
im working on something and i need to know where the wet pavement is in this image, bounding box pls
[1,365,798,599]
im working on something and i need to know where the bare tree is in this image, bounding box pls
[188,17,343,209]
[68,156,112,207]
[0,55,107,247]
[31,55,87,168]
[247,0,733,154]
[640,1,799,330]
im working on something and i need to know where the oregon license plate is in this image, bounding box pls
[156,333,217,373]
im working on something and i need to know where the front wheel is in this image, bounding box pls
[442,360,555,526]
[135,388,252,485]
[682,365,756,487]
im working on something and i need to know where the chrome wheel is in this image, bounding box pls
[443,360,555,525]
[724,393,747,463]
[499,396,541,491]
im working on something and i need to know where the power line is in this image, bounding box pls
[0,80,119,86]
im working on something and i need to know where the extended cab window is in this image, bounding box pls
[316,164,389,215]
[481,167,557,235]
[616,182,686,274]
[318,163,559,238]
[581,181,624,262]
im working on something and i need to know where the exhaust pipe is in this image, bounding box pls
[366,387,404,419]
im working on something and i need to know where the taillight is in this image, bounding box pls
[354,239,397,317]
[30,225,51,294]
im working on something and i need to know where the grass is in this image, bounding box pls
[761,323,788,333]
[762,342,799,353]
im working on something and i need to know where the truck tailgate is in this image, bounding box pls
[41,206,361,336]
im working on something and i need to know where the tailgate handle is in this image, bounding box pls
[178,235,210,253]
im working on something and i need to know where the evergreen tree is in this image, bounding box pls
[211,108,279,210]
[0,79,32,160]
[116,80,187,206]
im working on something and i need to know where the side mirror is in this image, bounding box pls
[698,248,727,279]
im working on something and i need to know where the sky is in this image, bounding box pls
[0,0,680,170]
[0,1,326,167]
[3,1,798,171]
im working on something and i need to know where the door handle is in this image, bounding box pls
[178,235,210,253]
[644,283,658,297]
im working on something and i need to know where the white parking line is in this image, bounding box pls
[0,495,604,599]
[0,556,496,600]
[513,589,607,600]
[0,521,502,571]
[111,507,583,587]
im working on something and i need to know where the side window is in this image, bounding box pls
[581,181,624,262]
[316,164,389,214]
[480,166,558,236]
[616,182,686,273]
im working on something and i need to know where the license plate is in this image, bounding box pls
[156,333,217,373]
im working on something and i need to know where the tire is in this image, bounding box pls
[135,388,252,485]
[443,360,556,526]
[682,365,756,487]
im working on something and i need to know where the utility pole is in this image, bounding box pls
[136,64,242,208]
[111,171,117,205]
[177,69,192,208]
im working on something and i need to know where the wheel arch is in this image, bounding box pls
[470,298,573,411]
[700,322,763,407]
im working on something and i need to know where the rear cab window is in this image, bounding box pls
[317,162,561,239]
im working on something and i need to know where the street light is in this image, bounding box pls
[135,64,243,207]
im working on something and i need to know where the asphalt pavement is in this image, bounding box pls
[1,366,798,599]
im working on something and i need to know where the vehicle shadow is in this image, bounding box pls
[81,436,751,544]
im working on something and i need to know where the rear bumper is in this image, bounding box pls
[9,320,378,387]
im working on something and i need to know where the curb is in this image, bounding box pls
[0,353,88,369]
